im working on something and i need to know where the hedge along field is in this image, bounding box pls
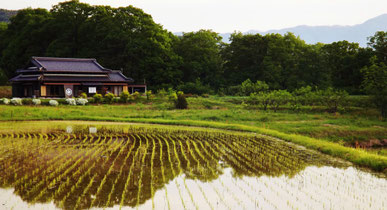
[0,121,386,210]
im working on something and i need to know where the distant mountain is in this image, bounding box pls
[176,14,387,47]
[254,14,387,47]
[0,9,18,22]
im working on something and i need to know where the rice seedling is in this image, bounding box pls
[0,122,385,210]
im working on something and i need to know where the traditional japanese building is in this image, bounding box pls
[9,57,146,98]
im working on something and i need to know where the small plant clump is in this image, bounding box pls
[175,91,188,109]
[66,98,77,105]
[93,94,102,103]
[104,93,115,104]
[132,91,140,100]
[80,92,88,99]
[49,100,59,106]
[76,98,88,105]
[146,90,154,100]
[32,99,41,105]
[10,98,22,105]
[1,98,10,104]
[120,91,130,103]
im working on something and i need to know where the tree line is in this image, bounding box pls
[0,0,385,96]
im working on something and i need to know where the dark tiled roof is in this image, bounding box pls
[10,57,135,84]
[109,71,134,82]
[9,74,41,82]
[42,76,112,82]
[31,57,107,73]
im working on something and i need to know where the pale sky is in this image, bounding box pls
[1,0,386,33]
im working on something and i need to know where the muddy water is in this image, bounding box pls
[0,121,385,209]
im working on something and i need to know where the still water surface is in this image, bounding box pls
[0,121,385,209]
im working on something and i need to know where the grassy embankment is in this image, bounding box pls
[0,93,386,172]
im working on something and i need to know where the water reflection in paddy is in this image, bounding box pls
[0,121,385,209]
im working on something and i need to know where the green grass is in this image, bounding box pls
[0,96,386,172]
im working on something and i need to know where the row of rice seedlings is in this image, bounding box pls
[25,142,102,201]
[0,133,53,169]
[79,135,128,209]
[177,138,199,209]
[202,137,276,207]
[206,137,254,176]
[58,135,122,209]
[23,134,115,200]
[242,136,302,170]
[150,135,156,209]
[0,137,39,181]
[106,134,138,207]
[157,134,187,210]
[170,136,197,210]
[2,134,66,188]
[185,138,218,208]
[186,140,235,209]
[34,135,124,203]
[90,135,132,207]
[198,136,263,208]
[234,135,309,175]
[120,134,143,209]
[73,174,98,210]
[209,136,288,209]
[217,135,279,174]
[135,134,150,208]
[156,135,171,210]
[10,134,80,189]
[187,136,243,210]
[215,134,292,176]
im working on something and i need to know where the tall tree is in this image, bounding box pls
[222,32,267,85]
[368,31,387,64]
[321,41,371,94]
[0,8,52,78]
[361,57,387,118]
[175,29,223,88]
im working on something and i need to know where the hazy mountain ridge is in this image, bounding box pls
[0,9,18,22]
[181,14,387,47]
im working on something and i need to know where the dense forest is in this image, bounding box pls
[0,0,386,95]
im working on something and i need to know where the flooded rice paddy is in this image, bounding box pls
[0,121,386,209]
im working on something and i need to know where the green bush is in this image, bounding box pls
[132,91,140,100]
[104,93,115,104]
[239,79,269,96]
[157,89,168,99]
[93,94,103,103]
[248,92,270,110]
[146,90,154,100]
[168,90,177,101]
[120,91,130,103]
[80,92,87,99]
[317,88,349,112]
[175,91,188,109]
[22,98,33,105]
[269,90,292,112]
[361,58,387,118]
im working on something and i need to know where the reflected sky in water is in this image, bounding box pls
[0,121,385,209]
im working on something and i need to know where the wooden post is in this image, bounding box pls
[123,85,128,92]
[40,85,46,97]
